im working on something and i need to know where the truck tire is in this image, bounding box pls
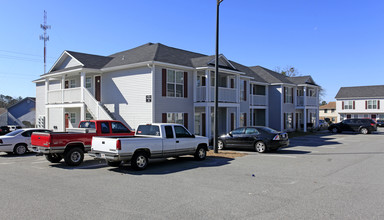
[45,154,63,163]
[64,147,84,166]
[131,152,148,170]
[194,146,207,161]
[107,161,121,167]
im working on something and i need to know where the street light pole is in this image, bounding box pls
[214,0,223,153]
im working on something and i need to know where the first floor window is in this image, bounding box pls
[70,113,76,124]
[85,113,93,120]
[285,113,293,129]
[85,77,92,89]
[194,113,201,135]
[70,79,76,88]
[167,113,184,125]
[240,113,246,127]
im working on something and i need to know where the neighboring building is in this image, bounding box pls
[0,108,7,126]
[335,85,384,121]
[33,43,320,138]
[319,101,337,123]
[0,98,36,127]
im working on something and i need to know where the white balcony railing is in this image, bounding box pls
[195,87,237,103]
[251,95,267,106]
[297,96,317,106]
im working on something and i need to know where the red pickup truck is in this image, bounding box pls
[31,120,134,166]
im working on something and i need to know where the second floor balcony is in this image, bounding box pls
[47,88,81,104]
[297,96,317,107]
[195,87,237,103]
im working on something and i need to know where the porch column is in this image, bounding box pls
[45,78,49,104]
[61,75,65,103]
[45,78,49,129]
[205,70,210,102]
[80,103,85,121]
[80,72,85,102]
[205,106,211,139]
[304,109,307,132]
[236,105,240,128]
[193,70,197,103]
[266,85,269,127]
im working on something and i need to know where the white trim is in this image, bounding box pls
[47,51,85,74]
[207,54,237,70]
[195,66,245,75]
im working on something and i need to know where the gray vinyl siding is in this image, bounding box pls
[49,80,61,90]
[101,67,152,130]
[48,107,63,131]
[36,82,46,124]
[268,85,282,131]
[153,65,194,128]
[58,56,81,70]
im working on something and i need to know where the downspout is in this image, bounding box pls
[147,62,155,123]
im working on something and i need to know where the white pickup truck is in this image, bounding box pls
[89,123,209,170]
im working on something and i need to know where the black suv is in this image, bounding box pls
[328,119,377,134]
[376,120,384,127]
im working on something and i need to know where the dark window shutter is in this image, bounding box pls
[231,113,235,131]
[353,101,355,109]
[365,101,367,109]
[378,100,380,109]
[284,87,286,103]
[244,81,247,101]
[244,113,247,127]
[162,113,167,123]
[202,113,206,136]
[284,113,286,129]
[291,88,294,103]
[342,101,344,110]
[162,69,167,96]
[202,76,206,86]
[231,78,234,88]
[184,113,188,129]
[184,72,188,98]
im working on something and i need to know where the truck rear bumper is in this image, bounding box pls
[32,146,65,154]
[89,150,133,162]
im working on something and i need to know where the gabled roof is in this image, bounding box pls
[289,76,318,86]
[335,85,384,99]
[249,66,294,84]
[65,51,113,69]
[320,101,336,110]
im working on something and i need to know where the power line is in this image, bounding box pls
[0,49,56,59]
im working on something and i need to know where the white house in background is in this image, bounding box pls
[335,85,384,121]
[34,43,320,139]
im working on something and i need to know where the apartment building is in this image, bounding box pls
[34,43,320,138]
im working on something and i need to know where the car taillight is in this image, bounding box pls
[273,135,280,140]
[116,140,121,150]
[371,123,375,126]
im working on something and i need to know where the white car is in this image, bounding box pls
[0,128,51,155]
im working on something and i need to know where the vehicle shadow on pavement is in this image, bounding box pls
[49,159,109,170]
[0,152,37,158]
[287,134,342,148]
[108,156,233,175]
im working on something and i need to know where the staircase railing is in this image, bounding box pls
[83,88,113,120]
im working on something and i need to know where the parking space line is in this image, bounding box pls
[261,154,297,158]
[0,162,15,165]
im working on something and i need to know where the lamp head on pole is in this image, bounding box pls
[218,0,223,5]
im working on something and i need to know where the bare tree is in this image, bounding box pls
[274,65,300,77]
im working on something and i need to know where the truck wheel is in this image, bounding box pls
[218,140,225,150]
[64,147,84,166]
[45,154,63,163]
[131,152,148,170]
[107,161,121,167]
[194,146,207,160]
[14,144,27,155]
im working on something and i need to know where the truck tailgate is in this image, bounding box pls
[31,132,51,147]
[91,137,121,154]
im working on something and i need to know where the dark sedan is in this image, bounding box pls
[218,127,289,153]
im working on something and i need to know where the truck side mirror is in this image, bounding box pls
[229,132,233,137]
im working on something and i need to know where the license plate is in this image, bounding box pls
[101,153,106,158]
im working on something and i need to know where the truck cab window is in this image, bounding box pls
[111,122,130,133]
[164,126,174,139]
[174,126,193,138]
[101,122,110,134]
[79,121,95,128]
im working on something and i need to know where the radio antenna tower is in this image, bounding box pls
[40,10,51,74]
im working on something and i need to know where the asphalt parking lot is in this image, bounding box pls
[1,128,384,220]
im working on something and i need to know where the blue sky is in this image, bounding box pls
[1,0,383,102]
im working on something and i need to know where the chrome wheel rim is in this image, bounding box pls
[198,148,206,158]
[136,155,147,168]
[218,141,223,150]
[16,146,26,155]
[332,128,338,133]
[361,128,368,134]
[71,151,81,163]
[256,142,265,152]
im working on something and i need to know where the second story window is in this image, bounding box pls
[284,87,293,103]
[367,100,378,109]
[85,77,92,89]
[252,85,265,95]
[167,70,184,97]
[344,101,353,109]
[70,79,76,88]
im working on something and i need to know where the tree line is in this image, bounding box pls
[0,95,23,108]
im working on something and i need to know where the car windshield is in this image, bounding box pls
[5,130,24,136]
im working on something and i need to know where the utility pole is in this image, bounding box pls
[214,0,223,153]
[40,10,51,74]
